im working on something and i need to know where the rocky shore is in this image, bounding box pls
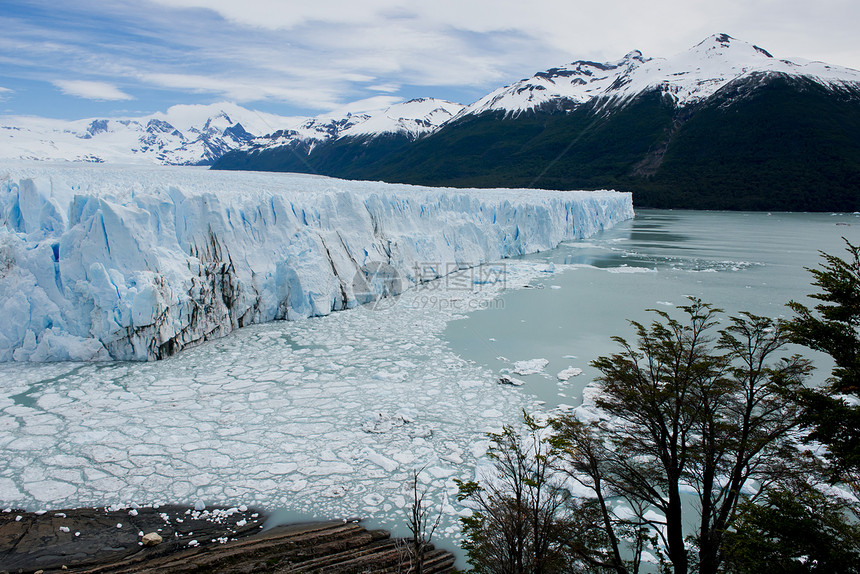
[0,506,456,573]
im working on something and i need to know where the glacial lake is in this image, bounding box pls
[1,209,858,558]
[447,209,860,407]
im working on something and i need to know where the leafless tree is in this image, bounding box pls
[403,466,443,574]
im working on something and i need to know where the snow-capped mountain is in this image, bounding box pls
[0,102,299,165]
[459,33,860,117]
[252,98,464,151]
[0,98,465,165]
[213,34,860,212]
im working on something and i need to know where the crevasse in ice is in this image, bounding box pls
[0,164,633,362]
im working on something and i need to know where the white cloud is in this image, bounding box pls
[367,84,400,93]
[147,0,396,30]
[323,96,404,118]
[53,80,133,101]
[139,72,344,110]
[4,0,859,118]
[146,0,860,72]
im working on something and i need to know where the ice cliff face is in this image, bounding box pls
[0,164,633,362]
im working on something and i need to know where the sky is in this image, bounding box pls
[1,0,858,121]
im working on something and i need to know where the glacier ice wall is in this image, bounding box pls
[0,164,633,362]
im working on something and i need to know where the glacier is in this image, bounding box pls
[0,163,633,362]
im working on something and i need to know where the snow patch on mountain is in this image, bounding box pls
[0,163,633,362]
[250,98,464,151]
[459,33,860,116]
[0,103,300,165]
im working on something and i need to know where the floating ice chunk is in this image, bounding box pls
[607,265,656,274]
[557,367,583,381]
[498,374,526,386]
[361,412,412,434]
[329,346,354,355]
[268,462,298,475]
[427,466,454,479]
[392,451,417,465]
[363,448,399,472]
[0,478,22,499]
[290,479,308,492]
[24,480,76,502]
[511,359,549,376]
[363,493,384,507]
[322,485,347,498]
[441,452,464,464]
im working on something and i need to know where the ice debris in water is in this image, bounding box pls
[511,359,549,376]
[557,367,583,381]
[0,259,601,551]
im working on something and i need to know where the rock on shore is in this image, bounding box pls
[0,505,455,573]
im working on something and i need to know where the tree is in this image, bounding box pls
[722,484,860,573]
[403,467,442,574]
[550,417,654,574]
[787,239,860,489]
[553,299,812,574]
[456,413,570,574]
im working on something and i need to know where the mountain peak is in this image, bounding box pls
[457,33,860,117]
[687,33,775,61]
[713,32,733,45]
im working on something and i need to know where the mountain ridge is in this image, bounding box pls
[0,98,464,166]
[3,33,860,211]
[213,34,860,211]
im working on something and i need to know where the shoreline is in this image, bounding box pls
[0,505,456,573]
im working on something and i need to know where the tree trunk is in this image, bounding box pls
[666,482,688,574]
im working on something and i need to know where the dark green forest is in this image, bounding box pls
[213,74,860,212]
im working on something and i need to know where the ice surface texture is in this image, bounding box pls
[0,164,633,362]
[0,260,571,542]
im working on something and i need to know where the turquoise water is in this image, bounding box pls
[442,209,860,569]
[446,209,860,409]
